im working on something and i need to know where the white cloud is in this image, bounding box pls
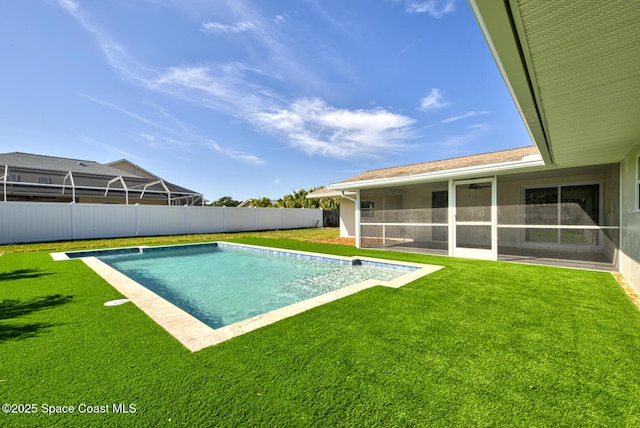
[256,98,415,158]
[419,88,448,111]
[202,20,255,34]
[81,93,264,165]
[59,1,415,161]
[405,0,455,18]
[441,110,490,123]
[206,140,265,165]
[438,123,490,153]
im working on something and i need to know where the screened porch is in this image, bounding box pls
[358,164,620,270]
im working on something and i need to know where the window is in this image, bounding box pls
[37,176,51,184]
[6,174,20,182]
[361,200,374,218]
[524,183,600,246]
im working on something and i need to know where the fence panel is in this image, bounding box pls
[0,202,72,243]
[137,205,186,237]
[186,206,224,234]
[256,208,283,230]
[0,202,322,244]
[282,208,321,229]
[72,204,137,239]
[223,208,257,232]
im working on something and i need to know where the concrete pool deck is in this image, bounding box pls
[52,243,443,352]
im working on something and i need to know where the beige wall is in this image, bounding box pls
[620,144,640,293]
[339,198,356,237]
[108,160,158,180]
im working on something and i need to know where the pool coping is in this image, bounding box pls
[52,242,444,352]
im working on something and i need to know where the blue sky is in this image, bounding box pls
[0,0,532,202]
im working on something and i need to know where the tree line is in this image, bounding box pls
[208,187,339,210]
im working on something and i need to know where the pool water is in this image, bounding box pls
[98,244,408,329]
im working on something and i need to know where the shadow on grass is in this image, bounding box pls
[0,268,54,282]
[0,322,59,342]
[0,295,73,343]
[1,295,74,320]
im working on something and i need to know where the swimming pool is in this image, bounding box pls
[54,242,443,351]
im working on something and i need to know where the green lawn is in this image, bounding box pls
[1,229,640,427]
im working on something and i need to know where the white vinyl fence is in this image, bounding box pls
[0,202,323,244]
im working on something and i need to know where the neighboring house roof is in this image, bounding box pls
[326,146,542,190]
[107,159,161,180]
[469,0,640,168]
[0,152,140,178]
[0,152,202,203]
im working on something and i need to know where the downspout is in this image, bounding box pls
[340,190,357,203]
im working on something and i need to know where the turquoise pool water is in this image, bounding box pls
[95,244,410,329]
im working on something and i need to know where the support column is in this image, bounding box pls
[355,189,361,249]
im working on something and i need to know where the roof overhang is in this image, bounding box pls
[469,0,640,168]
[307,189,357,199]
[329,154,545,191]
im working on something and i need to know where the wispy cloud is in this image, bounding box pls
[56,0,151,85]
[59,0,418,161]
[441,110,490,123]
[202,20,256,34]
[419,88,448,111]
[405,0,456,18]
[78,134,141,160]
[206,141,265,165]
[79,93,169,130]
[81,94,264,165]
[438,123,490,153]
[256,98,415,159]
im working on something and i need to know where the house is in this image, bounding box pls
[0,152,203,205]
[309,0,640,292]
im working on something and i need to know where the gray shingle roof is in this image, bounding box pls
[0,152,141,178]
[333,146,540,184]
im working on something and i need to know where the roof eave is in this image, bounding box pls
[468,0,553,165]
[307,190,356,199]
[328,156,546,191]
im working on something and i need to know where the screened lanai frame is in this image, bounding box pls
[356,163,621,268]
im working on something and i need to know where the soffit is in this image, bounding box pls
[513,0,640,167]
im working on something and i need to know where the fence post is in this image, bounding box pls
[184,205,188,235]
[135,203,140,236]
[222,206,226,232]
[69,201,75,240]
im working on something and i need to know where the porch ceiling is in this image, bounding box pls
[470,0,640,168]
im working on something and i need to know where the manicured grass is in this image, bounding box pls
[0,227,340,254]
[1,231,640,426]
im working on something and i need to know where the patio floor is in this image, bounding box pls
[365,245,618,272]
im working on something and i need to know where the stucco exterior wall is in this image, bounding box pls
[619,144,640,293]
[339,198,356,238]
